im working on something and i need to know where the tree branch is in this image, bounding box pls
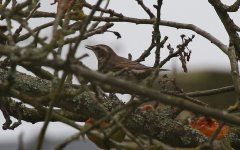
[0,68,208,147]
[187,85,234,97]
[20,11,228,54]
[70,65,240,125]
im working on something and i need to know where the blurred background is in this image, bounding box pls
[0,0,239,149]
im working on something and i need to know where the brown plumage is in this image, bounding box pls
[86,44,154,81]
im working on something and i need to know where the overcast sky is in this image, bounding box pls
[0,0,239,147]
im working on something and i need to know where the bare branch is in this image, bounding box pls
[70,64,240,126]
[20,11,228,54]
[135,0,155,18]
[187,85,234,97]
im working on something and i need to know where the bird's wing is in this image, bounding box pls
[114,57,151,70]
[107,57,153,76]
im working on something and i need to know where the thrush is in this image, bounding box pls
[85,44,157,82]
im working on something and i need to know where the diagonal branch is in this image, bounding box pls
[0,68,207,147]
[187,85,234,97]
[209,0,240,56]
[70,64,240,125]
[135,0,155,18]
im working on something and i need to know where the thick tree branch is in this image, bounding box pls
[0,68,208,147]
[0,97,85,123]
[70,65,240,125]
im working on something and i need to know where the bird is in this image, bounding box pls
[85,44,159,82]
[86,44,178,110]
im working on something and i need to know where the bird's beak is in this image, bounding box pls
[85,45,95,51]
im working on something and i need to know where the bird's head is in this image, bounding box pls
[85,44,116,61]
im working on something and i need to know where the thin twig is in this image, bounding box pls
[54,132,83,150]
[226,0,240,12]
[208,121,225,144]
[24,11,229,54]
[69,0,104,61]
[36,73,67,150]
[159,35,193,68]
[187,85,234,97]
[88,0,110,30]
[84,1,123,18]
[227,45,240,111]
[153,0,163,67]
[135,40,155,62]
[17,21,54,42]
[135,0,155,18]
[13,2,40,39]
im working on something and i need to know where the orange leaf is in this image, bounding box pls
[189,117,229,140]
